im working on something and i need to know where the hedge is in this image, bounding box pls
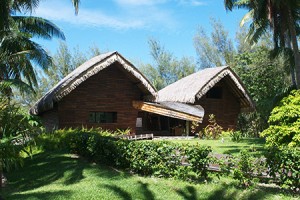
[36,128,300,191]
[37,128,212,181]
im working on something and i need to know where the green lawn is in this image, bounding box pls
[156,137,266,156]
[1,151,298,200]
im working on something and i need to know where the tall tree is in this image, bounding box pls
[224,0,300,88]
[0,0,81,96]
[0,0,80,32]
[194,18,235,69]
[139,39,196,90]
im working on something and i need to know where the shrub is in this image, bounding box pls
[114,128,131,136]
[217,151,265,188]
[124,141,182,177]
[184,144,212,179]
[230,130,243,142]
[261,90,300,148]
[38,129,213,181]
[265,147,300,192]
[203,114,223,139]
[232,150,257,188]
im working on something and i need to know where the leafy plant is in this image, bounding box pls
[230,130,243,142]
[203,114,223,139]
[265,147,300,192]
[0,97,42,187]
[261,90,300,148]
[232,150,258,188]
[184,144,212,180]
[39,128,213,181]
[190,121,200,137]
[114,128,131,136]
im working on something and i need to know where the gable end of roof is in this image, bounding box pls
[30,51,157,115]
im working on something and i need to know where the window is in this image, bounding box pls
[206,87,223,99]
[88,112,117,123]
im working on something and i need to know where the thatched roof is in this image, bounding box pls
[30,51,157,115]
[133,101,204,122]
[156,66,254,109]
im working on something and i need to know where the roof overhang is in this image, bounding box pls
[132,101,204,122]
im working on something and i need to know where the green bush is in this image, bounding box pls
[38,129,213,181]
[203,114,223,139]
[265,147,300,192]
[232,150,258,188]
[184,144,212,179]
[217,151,265,188]
[261,90,300,148]
[230,130,243,142]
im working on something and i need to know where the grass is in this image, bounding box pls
[1,150,298,200]
[156,137,266,156]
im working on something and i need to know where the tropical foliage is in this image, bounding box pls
[0,2,64,97]
[232,46,291,135]
[261,90,300,148]
[265,147,300,191]
[194,18,235,69]
[0,0,81,189]
[224,0,300,88]
[0,95,42,187]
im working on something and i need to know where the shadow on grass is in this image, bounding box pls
[220,146,242,155]
[103,184,132,200]
[7,190,72,200]
[207,182,296,200]
[102,181,156,200]
[64,159,85,185]
[175,185,198,200]
[3,151,126,198]
[4,151,86,191]
[137,181,155,200]
[242,138,265,145]
[205,183,238,200]
[175,182,295,200]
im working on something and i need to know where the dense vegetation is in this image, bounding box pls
[31,128,299,192]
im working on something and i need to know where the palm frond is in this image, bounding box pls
[240,10,253,27]
[0,79,35,95]
[13,16,65,40]
[11,0,40,14]
[72,0,80,15]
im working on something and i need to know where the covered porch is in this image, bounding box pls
[132,101,204,136]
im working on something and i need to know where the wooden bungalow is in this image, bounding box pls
[156,66,255,131]
[30,52,204,133]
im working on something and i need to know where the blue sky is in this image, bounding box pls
[34,0,247,65]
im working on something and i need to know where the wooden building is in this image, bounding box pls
[156,66,255,131]
[30,52,254,135]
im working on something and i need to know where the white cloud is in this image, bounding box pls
[34,0,177,30]
[34,1,144,29]
[178,0,207,6]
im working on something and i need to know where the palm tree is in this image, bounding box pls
[224,0,300,88]
[0,16,66,97]
[0,0,80,96]
[0,0,80,31]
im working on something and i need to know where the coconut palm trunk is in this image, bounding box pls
[287,10,300,89]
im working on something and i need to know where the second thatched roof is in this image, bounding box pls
[156,66,254,109]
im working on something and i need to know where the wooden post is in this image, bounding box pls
[186,121,190,136]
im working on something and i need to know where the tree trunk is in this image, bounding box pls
[0,162,2,188]
[287,10,300,89]
[286,36,297,87]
